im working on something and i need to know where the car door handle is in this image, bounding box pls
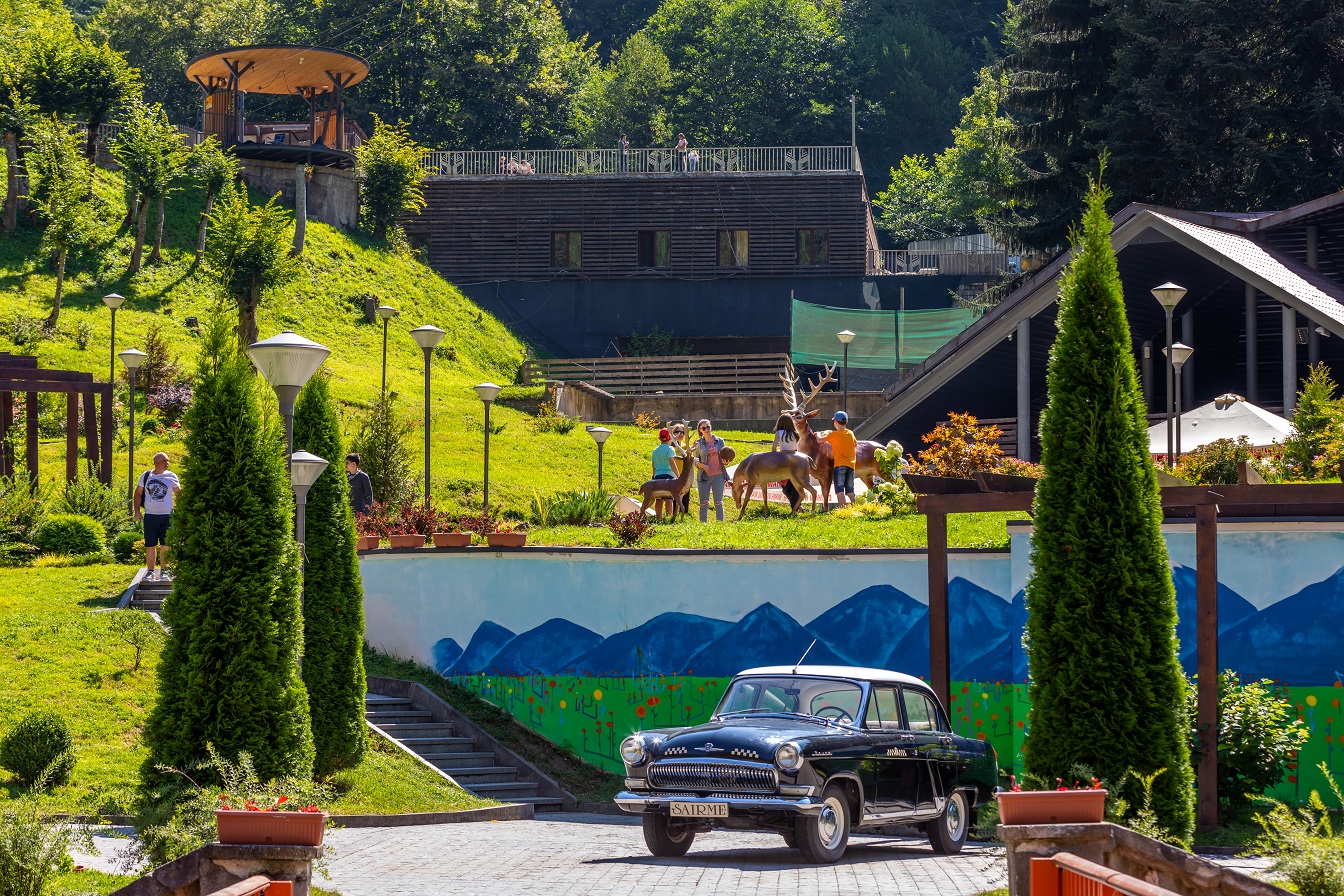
[898,734,915,742]
[938,736,953,745]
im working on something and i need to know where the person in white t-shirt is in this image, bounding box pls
[134,452,181,581]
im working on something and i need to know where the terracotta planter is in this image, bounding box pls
[996,790,1107,825]
[215,810,327,846]
[389,533,425,548]
[486,532,527,548]
[432,532,472,548]
[356,535,380,551]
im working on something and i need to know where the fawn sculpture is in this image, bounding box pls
[637,431,696,520]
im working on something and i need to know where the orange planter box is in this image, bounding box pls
[432,532,472,548]
[388,534,425,548]
[995,790,1107,825]
[215,810,327,846]
[356,536,380,551]
[486,532,527,548]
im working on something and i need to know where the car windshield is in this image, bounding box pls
[714,676,864,724]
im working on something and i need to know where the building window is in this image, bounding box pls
[717,229,749,267]
[638,230,671,268]
[797,228,829,265]
[552,231,582,269]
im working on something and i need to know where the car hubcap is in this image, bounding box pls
[946,795,965,840]
[818,797,844,849]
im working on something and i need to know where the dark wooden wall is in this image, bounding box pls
[409,173,872,281]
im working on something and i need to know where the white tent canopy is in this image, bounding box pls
[1147,394,1293,455]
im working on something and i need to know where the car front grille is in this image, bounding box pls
[647,760,778,793]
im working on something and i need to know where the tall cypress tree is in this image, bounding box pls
[1023,179,1194,844]
[143,315,314,783]
[293,374,368,777]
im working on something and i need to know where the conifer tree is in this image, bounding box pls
[293,374,368,777]
[142,314,314,783]
[1023,177,1194,844]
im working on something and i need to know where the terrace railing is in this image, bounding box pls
[421,145,855,178]
[524,353,790,395]
[871,248,1014,276]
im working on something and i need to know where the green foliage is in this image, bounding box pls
[142,314,313,786]
[110,101,190,270]
[0,478,46,545]
[1283,365,1343,480]
[624,325,690,357]
[1176,437,1264,486]
[529,489,617,526]
[1023,180,1195,845]
[854,479,915,515]
[25,116,101,327]
[0,789,82,896]
[529,392,579,434]
[293,374,368,778]
[204,185,300,344]
[110,529,143,563]
[68,39,139,156]
[1255,764,1344,896]
[606,510,652,546]
[356,118,427,242]
[50,473,129,541]
[1185,672,1311,815]
[871,440,904,480]
[907,412,1004,478]
[348,392,416,509]
[33,514,105,556]
[107,610,164,672]
[576,33,673,146]
[0,543,38,567]
[0,712,76,788]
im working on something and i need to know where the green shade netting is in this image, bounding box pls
[790,299,980,368]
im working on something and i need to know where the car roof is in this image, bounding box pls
[736,666,931,688]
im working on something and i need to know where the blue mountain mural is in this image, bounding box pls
[1217,566,1344,685]
[806,586,927,668]
[949,577,1023,682]
[432,638,464,675]
[1171,565,1258,675]
[1011,591,1028,681]
[449,621,516,675]
[566,612,733,676]
[684,602,847,676]
[486,618,603,675]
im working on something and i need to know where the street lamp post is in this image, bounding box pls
[102,293,125,384]
[837,329,856,414]
[246,330,331,458]
[118,348,146,510]
[410,326,446,509]
[586,426,612,492]
[376,304,399,395]
[1151,283,1187,468]
[1165,342,1194,462]
[289,450,329,616]
[473,381,502,511]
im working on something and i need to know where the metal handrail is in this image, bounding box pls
[1031,853,1183,896]
[421,146,855,177]
[871,248,1014,276]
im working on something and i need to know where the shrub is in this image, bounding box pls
[0,544,38,567]
[51,474,129,540]
[72,319,93,351]
[607,512,652,546]
[131,324,182,397]
[1177,436,1261,485]
[997,457,1045,478]
[356,116,426,241]
[0,478,46,545]
[633,411,661,431]
[530,393,578,434]
[33,514,104,556]
[349,392,416,508]
[147,384,193,425]
[1254,763,1344,896]
[857,480,917,515]
[1282,364,1342,479]
[112,530,144,563]
[32,552,112,568]
[833,502,893,520]
[107,610,165,672]
[626,325,691,357]
[9,312,45,347]
[871,440,905,481]
[530,490,617,526]
[0,795,83,896]
[0,712,76,787]
[907,412,1004,478]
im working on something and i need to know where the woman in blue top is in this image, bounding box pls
[651,428,677,517]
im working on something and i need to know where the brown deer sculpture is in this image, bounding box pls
[730,451,817,519]
[780,359,891,502]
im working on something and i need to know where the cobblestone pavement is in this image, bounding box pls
[323,813,1010,896]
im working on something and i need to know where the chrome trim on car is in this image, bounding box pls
[778,784,817,797]
[625,778,650,791]
[614,791,826,815]
[646,758,779,793]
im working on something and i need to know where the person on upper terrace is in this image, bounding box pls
[674,133,688,171]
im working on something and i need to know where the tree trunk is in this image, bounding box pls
[292,163,307,256]
[85,117,100,162]
[196,190,215,264]
[125,189,139,229]
[3,132,17,235]
[238,278,260,345]
[128,197,149,274]
[150,193,164,264]
[47,247,67,329]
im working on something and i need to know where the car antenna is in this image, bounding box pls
[792,640,817,674]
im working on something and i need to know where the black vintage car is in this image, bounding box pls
[615,665,998,863]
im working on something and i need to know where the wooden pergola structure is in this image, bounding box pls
[910,467,1344,832]
[0,354,114,486]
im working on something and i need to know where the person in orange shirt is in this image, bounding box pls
[823,411,858,507]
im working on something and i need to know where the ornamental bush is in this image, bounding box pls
[33,514,104,556]
[50,474,130,541]
[907,413,1004,477]
[1177,436,1263,485]
[0,711,76,787]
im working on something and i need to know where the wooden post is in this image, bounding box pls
[1195,500,1219,831]
[927,511,950,710]
[0,390,11,477]
[83,392,98,479]
[25,391,38,488]
[65,393,78,481]
[99,387,113,485]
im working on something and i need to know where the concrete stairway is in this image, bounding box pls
[129,575,172,612]
[366,693,565,811]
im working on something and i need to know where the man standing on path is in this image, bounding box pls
[347,453,373,516]
[134,452,181,581]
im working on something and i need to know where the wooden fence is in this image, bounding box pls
[523,353,790,395]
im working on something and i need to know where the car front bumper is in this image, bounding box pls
[614,791,826,816]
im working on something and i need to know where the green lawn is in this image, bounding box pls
[52,869,138,896]
[0,565,492,816]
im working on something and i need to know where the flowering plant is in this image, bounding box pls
[218,793,323,813]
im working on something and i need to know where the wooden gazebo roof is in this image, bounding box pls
[184,45,369,94]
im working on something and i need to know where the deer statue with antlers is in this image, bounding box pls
[781,359,890,509]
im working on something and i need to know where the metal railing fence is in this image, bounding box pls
[871,248,1014,275]
[422,145,855,178]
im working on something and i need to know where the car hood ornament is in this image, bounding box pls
[693,741,725,754]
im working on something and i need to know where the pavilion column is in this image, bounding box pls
[83,392,98,480]
[1283,305,1298,416]
[25,391,38,488]
[65,393,78,481]
[99,387,113,484]
[0,390,11,477]
[1307,225,1321,367]
[1181,310,1195,409]
[1141,341,1154,411]
[1016,318,1031,460]
[1244,283,1258,402]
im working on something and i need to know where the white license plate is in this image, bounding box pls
[670,802,728,818]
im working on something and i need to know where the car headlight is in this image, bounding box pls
[774,741,803,773]
[620,735,647,766]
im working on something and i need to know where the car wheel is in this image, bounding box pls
[794,784,850,864]
[643,813,696,857]
[928,790,969,855]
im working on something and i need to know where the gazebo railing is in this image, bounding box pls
[421,145,855,177]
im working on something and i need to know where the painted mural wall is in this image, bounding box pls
[360,522,1344,802]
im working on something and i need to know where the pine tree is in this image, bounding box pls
[1023,178,1195,844]
[142,314,314,784]
[293,374,368,777]
[1282,364,1342,479]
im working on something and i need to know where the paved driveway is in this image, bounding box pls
[324,812,1009,896]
